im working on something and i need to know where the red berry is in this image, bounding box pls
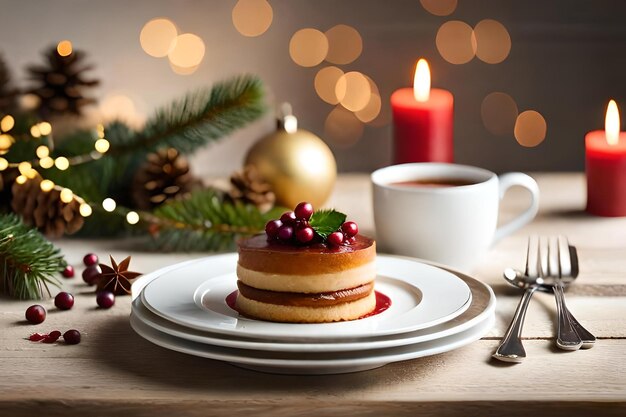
[82,265,102,285]
[280,211,296,225]
[327,231,344,246]
[63,329,81,345]
[294,202,313,220]
[96,291,115,309]
[54,292,74,310]
[277,225,294,241]
[341,221,358,237]
[25,305,46,324]
[62,265,75,278]
[265,220,282,238]
[83,253,99,267]
[295,227,314,243]
[43,330,62,343]
[29,332,47,341]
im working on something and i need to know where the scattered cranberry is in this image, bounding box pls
[82,265,102,285]
[96,291,115,309]
[341,221,359,238]
[42,330,62,343]
[294,202,313,220]
[295,226,314,243]
[54,292,74,310]
[62,265,75,278]
[28,333,47,341]
[63,329,81,345]
[279,211,296,225]
[25,305,46,324]
[83,253,99,267]
[265,219,282,239]
[327,231,344,246]
[277,225,294,241]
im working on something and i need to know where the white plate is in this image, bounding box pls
[141,254,472,341]
[130,312,495,374]
[132,273,495,352]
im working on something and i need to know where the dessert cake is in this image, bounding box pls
[236,202,376,323]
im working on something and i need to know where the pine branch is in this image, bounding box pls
[142,189,285,252]
[110,74,266,155]
[0,214,64,300]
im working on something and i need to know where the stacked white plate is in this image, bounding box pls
[130,254,496,374]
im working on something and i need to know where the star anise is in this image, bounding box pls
[96,255,142,295]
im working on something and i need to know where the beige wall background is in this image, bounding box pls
[1,0,625,177]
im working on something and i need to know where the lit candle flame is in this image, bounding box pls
[413,58,431,102]
[605,99,620,146]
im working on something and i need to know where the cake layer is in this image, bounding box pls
[237,234,376,275]
[235,291,377,323]
[236,261,376,293]
[237,280,373,307]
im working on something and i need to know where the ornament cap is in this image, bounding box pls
[277,102,298,133]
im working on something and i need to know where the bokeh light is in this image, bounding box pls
[0,115,14,132]
[168,33,205,68]
[324,24,363,65]
[95,138,110,153]
[481,92,518,136]
[436,21,476,64]
[79,203,92,217]
[314,66,344,105]
[232,0,273,37]
[324,106,364,148]
[40,179,55,192]
[140,18,178,58]
[0,157,7,171]
[0,134,13,150]
[102,198,117,212]
[39,157,54,169]
[38,122,52,136]
[355,93,382,123]
[60,188,73,203]
[335,71,371,112]
[57,40,73,57]
[126,211,140,225]
[473,19,511,64]
[55,157,70,171]
[20,94,40,110]
[289,28,328,67]
[514,110,547,147]
[100,94,144,126]
[420,0,457,16]
[36,145,50,159]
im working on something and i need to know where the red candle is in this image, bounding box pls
[390,59,454,164]
[586,100,626,217]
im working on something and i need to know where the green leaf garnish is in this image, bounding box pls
[309,209,347,240]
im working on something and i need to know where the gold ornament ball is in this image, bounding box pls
[245,124,336,209]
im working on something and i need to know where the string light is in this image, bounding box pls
[96,124,105,138]
[0,134,13,150]
[0,157,7,171]
[25,169,37,179]
[94,138,110,153]
[55,157,70,170]
[57,40,73,57]
[126,211,140,225]
[79,203,93,217]
[15,175,27,185]
[30,125,42,138]
[18,162,32,175]
[40,179,55,192]
[38,122,52,136]
[36,146,50,159]
[0,115,14,132]
[39,157,54,169]
[102,198,117,212]
[60,188,74,203]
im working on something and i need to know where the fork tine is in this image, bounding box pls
[547,236,560,277]
[558,236,572,277]
[538,236,550,278]
[526,235,539,278]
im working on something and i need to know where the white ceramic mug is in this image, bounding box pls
[371,163,540,270]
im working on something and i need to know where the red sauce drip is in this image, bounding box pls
[225,290,391,320]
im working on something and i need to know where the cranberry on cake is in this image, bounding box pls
[236,202,376,323]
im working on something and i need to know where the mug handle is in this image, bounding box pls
[493,173,540,243]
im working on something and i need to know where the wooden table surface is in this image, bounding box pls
[1,173,625,417]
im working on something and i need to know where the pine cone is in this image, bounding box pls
[11,176,84,238]
[0,53,19,114]
[26,45,99,118]
[228,165,275,212]
[131,148,198,210]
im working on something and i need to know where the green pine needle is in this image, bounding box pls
[112,74,266,155]
[0,214,64,300]
[143,189,285,252]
